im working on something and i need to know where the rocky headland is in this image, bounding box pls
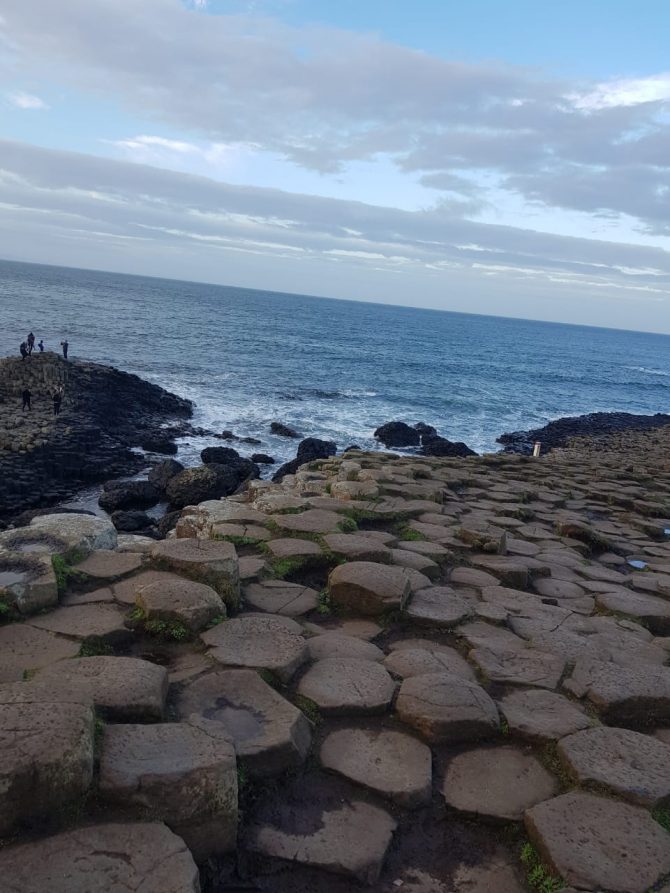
[0,352,192,520]
[0,420,669,892]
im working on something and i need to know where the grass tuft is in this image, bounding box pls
[520,842,564,892]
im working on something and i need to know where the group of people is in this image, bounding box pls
[21,384,64,416]
[19,332,69,360]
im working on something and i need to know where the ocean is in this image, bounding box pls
[2,258,670,470]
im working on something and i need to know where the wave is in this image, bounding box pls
[627,366,670,377]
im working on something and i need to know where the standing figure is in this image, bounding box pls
[27,332,35,354]
[60,339,69,360]
[22,388,32,411]
[52,387,63,416]
[38,340,44,352]
[19,342,28,360]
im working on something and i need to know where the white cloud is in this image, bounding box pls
[6,91,48,109]
[570,74,670,110]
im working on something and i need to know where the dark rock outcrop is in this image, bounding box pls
[251,453,275,465]
[166,465,240,509]
[0,353,192,520]
[140,435,178,455]
[110,510,157,533]
[98,480,161,512]
[148,459,185,492]
[273,437,337,482]
[414,422,437,438]
[498,411,670,455]
[374,422,421,448]
[201,446,241,465]
[421,435,477,458]
[270,421,301,438]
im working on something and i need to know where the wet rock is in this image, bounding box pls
[251,453,275,464]
[166,464,241,508]
[111,509,156,532]
[374,421,421,448]
[525,791,670,893]
[178,669,311,776]
[320,728,432,808]
[98,479,160,512]
[272,437,337,481]
[100,722,237,859]
[271,421,301,438]
[421,435,477,458]
[0,822,200,892]
[148,458,185,491]
[442,745,558,820]
[396,672,500,743]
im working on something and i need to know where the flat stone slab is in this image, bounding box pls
[100,722,237,859]
[303,617,382,640]
[320,727,431,808]
[27,603,129,642]
[396,672,500,743]
[177,669,311,776]
[564,656,670,726]
[297,658,395,714]
[457,620,526,652]
[0,822,199,892]
[405,586,477,628]
[136,577,224,631]
[391,548,440,579]
[442,745,558,820]
[450,566,500,590]
[470,646,565,689]
[201,614,307,682]
[323,533,392,563]
[558,726,670,807]
[596,589,670,635]
[384,645,476,681]
[532,577,586,601]
[243,580,318,616]
[329,561,411,615]
[307,633,384,662]
[269,509,344,534]
[498,689,592,742]
[74,549,143,580]
[469,556,530,589]
[30,512,118,555]
[247,796,397,885]
[525,791,670,893]
[111,569,186,605]
[35,656,168,721]
[238,556,268,581]
[151,537,240,609]
[0,700,94,836]
[0,624,80,682]
[266,538,323,559]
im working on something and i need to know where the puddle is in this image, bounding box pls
[628,559,648,570]
[205,702,264,741]
[0,570,28,587]
[13,542,51,554]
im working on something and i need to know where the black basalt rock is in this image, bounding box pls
[374,421,421,448]
[272,437,337,482]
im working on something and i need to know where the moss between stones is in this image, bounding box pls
[128,606,190,642]
[519,841,565,892]
[51,553,87,595]
[294,694,322,726]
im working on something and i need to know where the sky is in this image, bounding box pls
[1,1,670,332]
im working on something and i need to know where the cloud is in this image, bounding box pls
[571,74,670,110]
[6,91,48,109]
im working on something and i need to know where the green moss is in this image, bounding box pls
[0,598,16,624]
[520,842,564,892]
[216,534,265,546]
[316,588,332,616]
[258,668,281,689]
[78,637,113,657]
[144,618,190,641]
[500,717,510,736]
[129,605,145,622]
[294,695,322,726]
[652,804,670,833]
[395,525,425,541]
[337,516,358,533]
[204,614,227,629]
[271,555,310,579]
[51,554,87,594]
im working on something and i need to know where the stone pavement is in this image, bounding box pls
[1,426,670,891]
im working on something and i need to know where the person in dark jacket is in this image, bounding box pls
[60,339,69,359]
[52,387,63,416]
[27,332,35,354]
[22,389,32,411]
[37,339,44,352]
[20,342,28,360]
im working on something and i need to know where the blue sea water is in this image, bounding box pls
[2,258,670,469]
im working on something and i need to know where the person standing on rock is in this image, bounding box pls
[19,341,28,360]
[60,339,69,360]
[37,340,44,352]
[27,332,35,354]
[52,387,63,416]
[22,388,32,411]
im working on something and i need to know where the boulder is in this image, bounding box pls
[297,658,395,714]
[320,728,431,808]
[140,434,178,454]
[201,613,307,682]
[98,479,160,512]
[396,672,500,743]
[111,509,156,532]
[0,822,200,893]
[201,445,241,465]
[30,512,117,555]
[251,453,275,464]
[148,458,185,492]
[178,669,311,775]
[374,421,421,448]
[558,726,670,807]
[166,464,239,508]
[0,699,94,835]
[272,437,337,481]
[0,552,58,614]
[150,537,240,609]
[328,561,411,615]
[525,791,670,893]
[100,723,237,859]
[270,421,301,438]
[442,745,558,821]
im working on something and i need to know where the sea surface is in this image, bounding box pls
[2,259,670,471]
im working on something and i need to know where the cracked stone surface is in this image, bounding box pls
[498,689,592,742]
[297,658,396,715]
[243,580,319,616]
[328,561,411,615]
[201,613,307,682]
